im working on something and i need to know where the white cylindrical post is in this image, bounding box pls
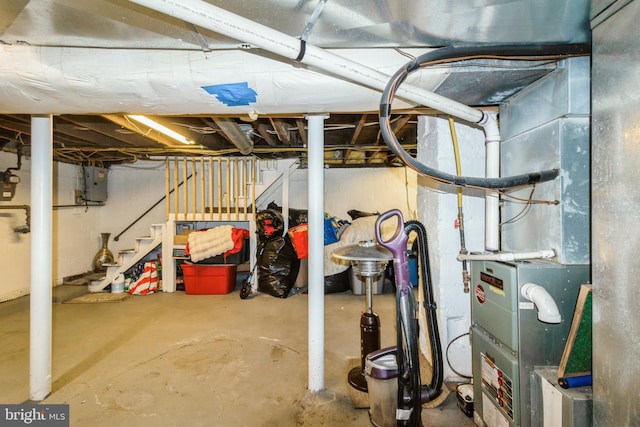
[30,115,53,401]
[307,114,328,392]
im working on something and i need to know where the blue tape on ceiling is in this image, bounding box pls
[201,82,257,106]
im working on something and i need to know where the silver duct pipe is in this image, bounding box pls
[212,117,254,155]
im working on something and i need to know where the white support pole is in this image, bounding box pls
[30,115,53,401]
[306,114,328,392]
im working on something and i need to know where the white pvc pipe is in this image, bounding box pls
[478,112,500,252]
[127,0,484,124]
[521,283,561,323]
[307,114,328,392]
[30,115,53,401]
[456,250,555,262]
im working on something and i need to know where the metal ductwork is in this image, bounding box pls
[213,117,254,155]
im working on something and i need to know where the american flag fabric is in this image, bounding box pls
[128,261,158,295]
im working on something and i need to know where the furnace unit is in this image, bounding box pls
[470,260,589,427]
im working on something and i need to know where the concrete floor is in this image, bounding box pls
[0,276,476,427]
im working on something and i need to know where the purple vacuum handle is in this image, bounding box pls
[375,209,411,293]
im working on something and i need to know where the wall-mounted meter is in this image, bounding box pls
[0,171,20,201]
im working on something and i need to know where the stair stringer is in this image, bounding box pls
[88,223,165,292]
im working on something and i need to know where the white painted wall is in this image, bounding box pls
[416,116,486,381]
[288,167,418,222]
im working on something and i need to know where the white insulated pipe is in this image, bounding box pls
[478,113,501,252]
[30,115,53,401]
[127,0,484,124]
[457,250,555,262]
[306,114,328,392]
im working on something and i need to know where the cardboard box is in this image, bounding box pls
[182,264,237,295]
[174,229,195,245]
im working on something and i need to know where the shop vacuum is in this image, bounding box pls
[373,209,444,427]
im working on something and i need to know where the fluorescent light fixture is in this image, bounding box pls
[127,115,195,145]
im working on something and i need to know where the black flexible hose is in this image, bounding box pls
[404,220,444,402]
[379,43,591,190]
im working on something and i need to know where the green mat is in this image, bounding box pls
[558,284,592,378]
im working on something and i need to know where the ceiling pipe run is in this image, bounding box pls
[212,117,254,155]
[126,0,483,123]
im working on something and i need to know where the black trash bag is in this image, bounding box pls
[288,208,309,227]
[347,209,380,220]
[257,235,301,298]
[267,202,309,227]
[256,209,285,239]
[324,269,351,294]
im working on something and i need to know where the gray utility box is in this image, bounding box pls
[83,166,109,202]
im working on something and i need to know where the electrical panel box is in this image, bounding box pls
[0,171,20,201]
[83,166,109,202]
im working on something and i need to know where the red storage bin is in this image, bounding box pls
[182,264,237,295]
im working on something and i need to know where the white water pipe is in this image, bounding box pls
[307,114,328,392]
[457,250,555,262]
[521,283,562,324]
[478,113,500,252]
[30,115,53,401]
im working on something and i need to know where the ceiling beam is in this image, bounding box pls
[269,118,293,146]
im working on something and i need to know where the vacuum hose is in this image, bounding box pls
[404,220,444,403]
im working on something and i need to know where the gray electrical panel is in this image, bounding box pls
[83,166,109,202]
[470,260,589,427]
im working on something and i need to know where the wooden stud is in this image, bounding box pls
[174,156,179,219]
[251,158,256,215]
[165,157,170,220]
[208,157,213,221]
[226,159,231,218]
[183,157,188,220]
[242,158,248,220]
[217,157,222,221]
[200,157,205,219]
